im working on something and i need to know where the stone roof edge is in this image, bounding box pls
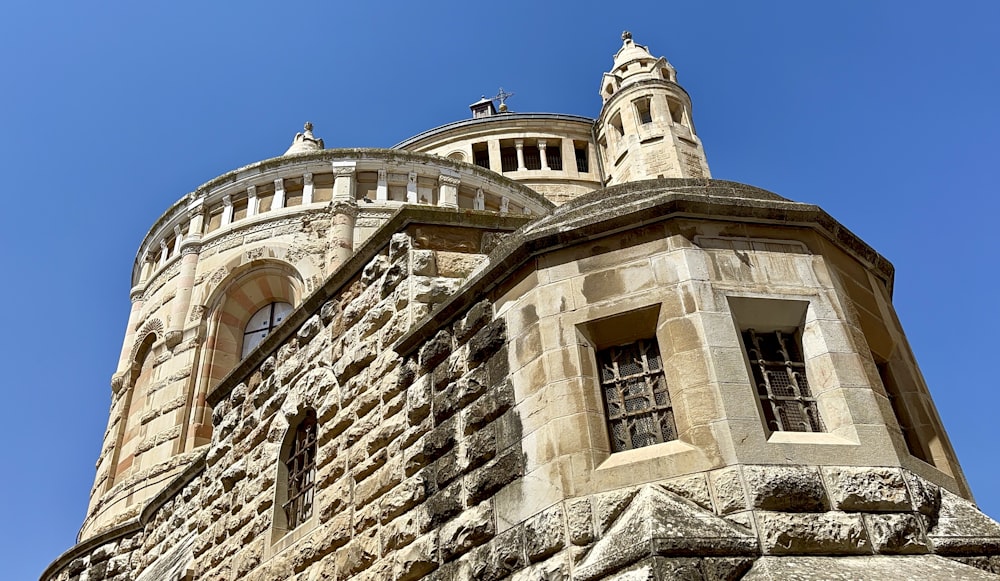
[40,451,208,581]
[138,148,553,270]
[394,179,895,357]
[206,206,534,408]
[392,113,596,149]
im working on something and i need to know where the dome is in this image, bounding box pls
[612,31,655,72]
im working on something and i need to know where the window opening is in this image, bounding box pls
[473,143,490,169]
[242,302,293,358]
[547,143,563,171]
[742,329,824,432]
[575,142,589,173]
[598,339,677,452]
[876,360,933,464]
[635,98,652,125]
[667,98,685,124]
[609,112,625,141]
[500,146,518,172]
[523,144,542,170]
[283,410,317,530]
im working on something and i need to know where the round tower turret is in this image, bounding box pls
[596,32,711,184]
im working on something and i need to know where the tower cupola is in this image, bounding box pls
[284,121,325,155]
[595,32,710,184]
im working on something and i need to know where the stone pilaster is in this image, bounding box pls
[438,172,460,209]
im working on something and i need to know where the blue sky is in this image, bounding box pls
[2,2,998,578]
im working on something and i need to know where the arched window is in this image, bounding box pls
[241,301,293,358]
[283,410,317,530]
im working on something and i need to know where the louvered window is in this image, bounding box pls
[598,339,677,452]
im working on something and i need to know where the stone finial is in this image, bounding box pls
[622,30,632,42]
[284,122,326,155]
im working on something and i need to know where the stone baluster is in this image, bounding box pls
[303,173,314,205]
[273,178,285,209]
[515,139,526,170]
[438,172,460,209]
[538,139,550,170]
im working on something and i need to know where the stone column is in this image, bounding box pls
[222,195,234,226]
[172,225,183,255]
[165,213,203,348]
[138,250,152,284]
[515,139,526,170]
[273,178,285,209]
[488,140,503,173]
[406,171,418,203]
[332,162,356,202]
[474,187,485,210]
[247,185,258,217]
[538,139,550,170]
[438,172,460,209]
[159,240,169,266]
[330,161,358,272]
[376,169,388,202]
[303,173,314,205]
[112,285,146,394]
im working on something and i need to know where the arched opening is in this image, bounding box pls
[109,333,157,488]
[272,409,318,544]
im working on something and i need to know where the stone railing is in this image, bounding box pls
[131,149,554,290]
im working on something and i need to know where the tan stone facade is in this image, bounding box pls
[44,34,1000,581]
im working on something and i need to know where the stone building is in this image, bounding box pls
[43,32,1000,580]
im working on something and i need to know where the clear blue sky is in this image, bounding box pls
[2,2,998,578]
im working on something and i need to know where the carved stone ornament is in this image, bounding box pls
[284,121,325,155]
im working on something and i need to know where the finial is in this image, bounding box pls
[304,121,313,132]
[493,87,515,113]
[284,121,325,155]
[622,30,632,42]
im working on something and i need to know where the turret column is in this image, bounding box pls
[165,210,203,348]
[330,161,358,271]
[515,139,526,170]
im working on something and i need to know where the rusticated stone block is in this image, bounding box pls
[454,300,493,343]
[744,466,827,512]
[463,380,514,435]
[468,526,525,581]
[382,506,432,552]
[339,527,379,577]
[440,501,496,562]
[380,472,429,524]
[928,489,1000,554]
[524,504,565,562]
[903,470,941,516]
[407,374,432,425]
[434,371,487,424]
[864,513,929,554]
[420,330,453,372]
[566,497,595,546]
[468,319,507,367]
[823,466,910,512]
[394,532,439,581]
[425,481,464,529]
[710,467,747,515]
[597,488,640,535]
[661,473,713,511]
[757,511,870,555]
[460,421,498,474]
[465,448,525,505]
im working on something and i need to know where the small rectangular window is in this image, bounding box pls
[667,98,685,125]
[284,410,317,530]
[598,338,677,452]
[635,97,652,125]
[575,142,589,173]
[742,329,824,432]
[547,142,562,170]
[473,142,490,169]
[500,146,518,172]
[523,144,542,170]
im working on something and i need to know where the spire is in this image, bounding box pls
[284,122,325,155]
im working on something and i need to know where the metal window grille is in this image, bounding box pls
[283,410,317,529]
[547,146,563,171]
[575,147,589,173]
[742,329,825,432]
[598,339,677,452]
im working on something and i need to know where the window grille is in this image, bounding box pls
[597,339,677,452]
[742,329,825,432]
[523,146,542,170]
[283,410,317,530]
[473,148,490,169]
[242,302,293,358]
[575,145,589,173]
[500,147,518,172]
[547,145,563,171]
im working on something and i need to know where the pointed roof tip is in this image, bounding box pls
[284,121,325,155]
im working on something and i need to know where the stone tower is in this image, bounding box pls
[596,31,711,185]
[44,33,1000,581]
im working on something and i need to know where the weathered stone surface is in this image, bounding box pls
[660,474,713,511]
[864,513,929,554]
[440,501,496,562]
[903,470,941,516]
[744,466,826,512]
[466,448,524,505]
[756,511,869,555]
[576,486,757,580]
[394,531,439,581]
[524,504,565,562]
[709,467,746,515]
[604,557,702,581]
[743,555,1000,580]
[928,490,1000,554]
[822,466,909,512]
[420,330,453,372]
[566,497,595,546]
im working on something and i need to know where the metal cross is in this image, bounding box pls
[493,87,515,108]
